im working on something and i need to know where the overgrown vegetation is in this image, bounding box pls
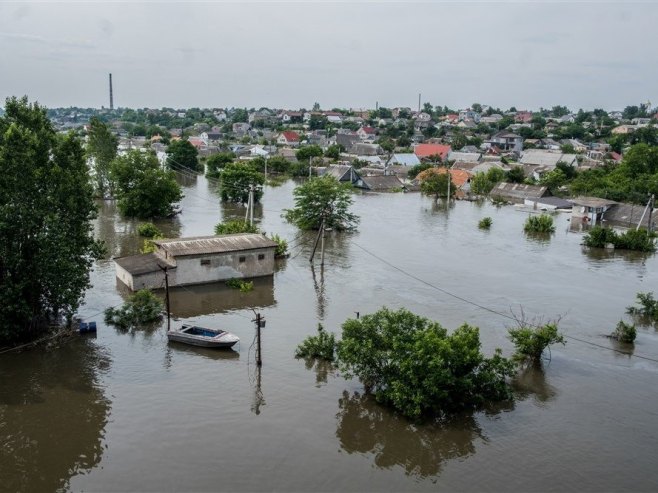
[626,291,658,321]
[478,217,492,229]
[583,226,656,252]
[336,308,515,419]
[104,289,163,330]
[523,214,555,233]
[225,279,254,292]
[508,323,565,363]
[295,324,336,361]
[610,320,636,343]
[219,162,265,203]
[270,234,288,257]
[137,222,162,238]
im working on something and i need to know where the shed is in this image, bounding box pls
[360,175,404,192]
[114,233,278,291]
[569,197,617,225]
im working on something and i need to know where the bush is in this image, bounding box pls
[584,226,656,252]
[524,214,555,233]
[295,324,336,361]
[626,292,658,321]
[270,234,288,257]
[104,289,163,330]
[225,279,253,292]
[137,222,162,238]
[611,320,636,343]
[508,323,565,363]
[478,217,492,229]
[336,308,514,419]
[214,220,260,235]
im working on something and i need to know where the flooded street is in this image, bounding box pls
[2,174,658,492]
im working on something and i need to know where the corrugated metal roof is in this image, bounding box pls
[154,234,277,257]
[569,197,617,208]
[361,175,404,191]
[392,153,420,166]
[493,182,548,200]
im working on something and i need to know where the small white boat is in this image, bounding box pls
[167,324,240,349]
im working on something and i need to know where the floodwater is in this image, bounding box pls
[2,174,658,492]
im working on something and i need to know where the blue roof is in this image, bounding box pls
[392,153,420,166]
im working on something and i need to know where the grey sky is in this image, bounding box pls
[0,1,656,111]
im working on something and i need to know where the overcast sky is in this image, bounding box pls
[0,1,656,111]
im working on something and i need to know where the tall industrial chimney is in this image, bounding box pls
[109,73,114,110]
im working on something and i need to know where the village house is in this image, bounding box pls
[357,126,377,141]
[390,153,421,166]
[490,182,549,203]
[277,131,300,146]
[414,143,451,162]
[318,165,366,188]
[487,131,523,153]
[232,122,251,136]
[458,109,481,122]
[514,111,533,123]
[569,197,618,226]
[114,234,278,291]
[280,111,303,123]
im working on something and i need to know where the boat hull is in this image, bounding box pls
[167,325,239,349]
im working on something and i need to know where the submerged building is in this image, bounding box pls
[114,233,278,291]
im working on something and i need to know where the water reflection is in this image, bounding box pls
[0,338,110,492]
[581,246,651,265]
[335,391,482,478]
[175,172,198,188]
[524,231,552,245]
[303,358,334,387]
[311,265,327,320]
[163,277,276,318]
[512,362,557,404]
[167,342,240,362]
[250,364,265,415]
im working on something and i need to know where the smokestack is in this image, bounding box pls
[418,93,421,113]
[109,73,114,110]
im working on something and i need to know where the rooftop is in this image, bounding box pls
[154,234,278,257]
[114,253,176,276]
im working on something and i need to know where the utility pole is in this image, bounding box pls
[244,189,250,224]
[446,165,451,208]
[158,265,171,332]
[253,312,265,366]
[320,221,326,267]
[310,215,325,263]
[249,185,255,226]
[649,194,655,233]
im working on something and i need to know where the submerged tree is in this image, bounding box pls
[110,150,183,218]
[219,162,265,203]
[284,175,359,231]
[0,97,104,344]
[166,138,201,172]
[336,308,514,419]
[86,116,118,197]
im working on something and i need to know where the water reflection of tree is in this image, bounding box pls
[581,245,650,266]
[303,358,334,387]
[0,338,110,492]
[512,362,557,404]
[335,391,483,478]
[311,265,327,320]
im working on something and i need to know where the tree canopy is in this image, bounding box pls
[0,97,104,344]
[219,162,265,203]
[336,308,514,419]
[205,151,235,178]
[86,116,118,197]
[284,175,359,231]
[110,150,183,218]
[166,138,201,172]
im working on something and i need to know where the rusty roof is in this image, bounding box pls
[154,233,278,257]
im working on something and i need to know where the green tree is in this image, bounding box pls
[506,166,525,183]
[284,175,358,231]
[220,162,264,203]
[86,116,118,197]
[324,144,342,160]
[166,139,201,172]
[336,308,514,419]
[551,105,570,117]
[296,145,323,162]
[206,152,235,178]
[470,172,495,196]
[420,171,454,200]
[266,156,290,174]
[508,323,565,364]
[214,220,259,235]
[0,97,104,344]
[110,150,183,218]
[309,114,328,130]
[539,168,567,193]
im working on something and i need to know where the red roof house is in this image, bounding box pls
[413,144,451,162]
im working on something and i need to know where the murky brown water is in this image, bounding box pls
[2,174,658,492]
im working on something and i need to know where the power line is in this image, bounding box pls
[349,239,658,364]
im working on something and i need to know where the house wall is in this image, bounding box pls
[169,247,276,287]
[115,264,167,291]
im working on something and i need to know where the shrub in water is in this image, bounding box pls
[270,234,288,258]
[226,278,253,292]
[295,324,336,361]
[611,320,636,343]
[626,292,658,321]
[104,289,163,330]
[508,323,565,363]
[137,222,162,238]
[523,214,555,233]
[583,225,617,248]
[478,217,492,229]
[584,227,656,252]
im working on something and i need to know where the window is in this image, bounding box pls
[258,254,265,260]
[239,256,246,263]
[200,259,210,266]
